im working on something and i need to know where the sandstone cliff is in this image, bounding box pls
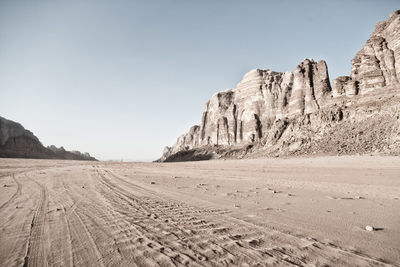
[0,116,97,160]
[333,10,400,96]
[160,10,400,162]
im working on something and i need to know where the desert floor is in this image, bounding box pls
[0,156,399,267]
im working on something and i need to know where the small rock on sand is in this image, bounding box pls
[151,181,156,184]
[365,225,374,231]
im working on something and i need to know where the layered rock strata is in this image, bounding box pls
[163,59,332,160]
[160,10,400,161]
[333,10,400,97]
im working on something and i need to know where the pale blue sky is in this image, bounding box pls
[0,0,398,161]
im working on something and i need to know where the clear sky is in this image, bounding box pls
[0,0,398,161]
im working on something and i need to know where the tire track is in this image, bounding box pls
[1,162,395,266]
[0,174,21,212]
[22,176,48,267]
[90,172,188,266]
[45,180,74,267]
[62,204,75,267]
[94,169,220,265]
[95,167,395,267]
[94,168,289,266]
[61,182,107,267]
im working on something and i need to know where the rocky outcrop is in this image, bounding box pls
[47,145,96,161]
[333,10,400,97]
[0,117,38,146]
[0,116,96,160]
[332,76,357,97]
[163,59,332,158]
[159,10,400,162]
[161,59,332,160]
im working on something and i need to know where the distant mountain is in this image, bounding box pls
[159,10,400,162]
[0,116,97,161]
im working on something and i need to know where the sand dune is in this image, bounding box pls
[0,156,399,266]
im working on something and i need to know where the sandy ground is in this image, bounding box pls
[0,156,399,266]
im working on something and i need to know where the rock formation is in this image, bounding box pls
[0,116,96,160]
[333,10,400,96]
[160,10,400,162]
[162,59,331,160]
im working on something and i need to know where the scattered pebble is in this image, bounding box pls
[365,225,374,231]
[232,234,242,240]
[354,196,364,199]
[248,239,260,247]
[151,181,156,184]
[198,255,207,261]
[3,184,8,187]
[234,204,240,208]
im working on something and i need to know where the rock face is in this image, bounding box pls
[160,10,400,162]
[161,59,332,161]
[0,116,96,161]
[333,10,400,97]
[332,76,357,97]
